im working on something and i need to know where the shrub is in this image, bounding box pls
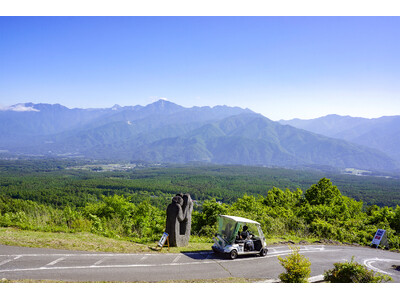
[197,225,216,237]
[324,257,392,283]
[278,246,311,283]
[389,235,400,249]
[193,199,228,235]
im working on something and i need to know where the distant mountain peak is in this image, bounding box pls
[111,104,122,110]
[151,99,178,107]
[143,99,185,114]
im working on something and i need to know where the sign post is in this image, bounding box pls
[157,232,169,251]
[371,229,388,248]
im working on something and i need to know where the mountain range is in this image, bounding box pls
[280,114,400,165]
[1,101,399,172]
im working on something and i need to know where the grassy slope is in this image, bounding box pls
[0,227,213,253]
[0,227,319,254]
[0,228,148,253]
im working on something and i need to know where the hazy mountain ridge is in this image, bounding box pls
[0,100,398,172]
[280,114,400,163]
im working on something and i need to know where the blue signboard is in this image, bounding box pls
[158,232,169,248]
[371,229,386,246]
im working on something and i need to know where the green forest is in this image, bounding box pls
[0,159,400,249]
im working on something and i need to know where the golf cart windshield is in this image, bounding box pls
[217,216,240,244]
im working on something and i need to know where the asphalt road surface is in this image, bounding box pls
[1,244,400,282]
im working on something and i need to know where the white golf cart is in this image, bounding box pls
[212,215,268,259]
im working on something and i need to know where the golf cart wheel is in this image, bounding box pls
[229,250,238,260]
[260,248,267,256]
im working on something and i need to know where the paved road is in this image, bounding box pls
[1,244,400,282]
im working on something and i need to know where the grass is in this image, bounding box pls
[0,227,214,253]
[0,227,149,253]
[0,227,323,254]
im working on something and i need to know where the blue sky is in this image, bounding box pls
[1,16,399,120]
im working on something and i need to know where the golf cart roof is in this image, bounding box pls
[219,215,260,225]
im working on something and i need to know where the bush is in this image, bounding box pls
[197,225,216,237]
[324,257,392,283]
[192,199,228,235]
[278,246,311,283]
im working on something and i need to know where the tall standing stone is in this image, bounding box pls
[165,193,193,247]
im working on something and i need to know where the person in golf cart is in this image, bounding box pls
[239,225,254,251]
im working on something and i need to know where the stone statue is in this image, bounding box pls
[165,193,193,247]
[179,193,193,245]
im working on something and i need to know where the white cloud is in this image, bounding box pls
[0,104,40,112]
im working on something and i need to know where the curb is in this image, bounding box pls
[257,274,324,283]
[308,275,325,282]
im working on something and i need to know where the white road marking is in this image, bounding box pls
[140,256,148,261]
[262,248,333,259]
[363,258,400,276]
[93,258,106,266]
[269,246,295,250]
[45,257,66,267]
[0,246,338,273]
[0,256,21,267]
[0,246,326,258]
[0,253,182,257]
[0,259,13,267]
[172,255,181,263]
